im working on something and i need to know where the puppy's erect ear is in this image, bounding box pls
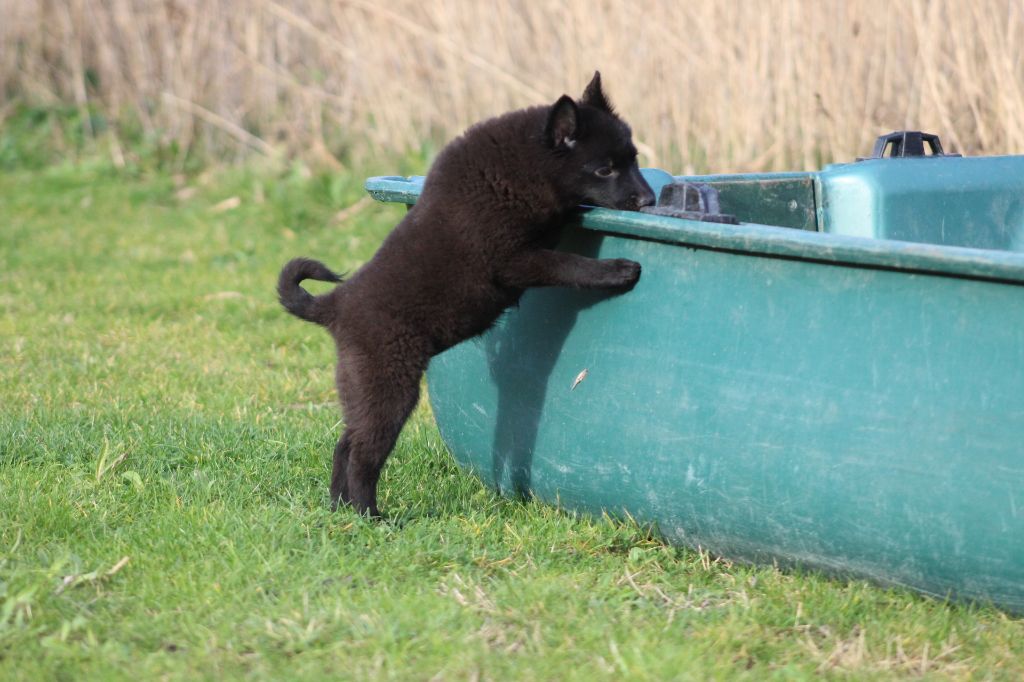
[581,70,614,113]
[545,95,578,150]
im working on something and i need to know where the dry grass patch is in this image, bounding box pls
[4,1,1024,170]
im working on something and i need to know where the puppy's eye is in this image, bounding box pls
[594,166,615,178]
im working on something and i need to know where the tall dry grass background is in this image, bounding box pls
[3,0,1024,171]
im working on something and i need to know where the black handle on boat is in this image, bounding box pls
[639,182,739,225]
[869,131,958,158]
[660,183,723,214]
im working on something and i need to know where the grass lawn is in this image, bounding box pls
[1,161,1022,680]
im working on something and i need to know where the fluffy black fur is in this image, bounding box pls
[278,72,655,516]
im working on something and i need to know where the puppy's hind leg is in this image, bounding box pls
[329,431,352,511]
[345,379,422,517]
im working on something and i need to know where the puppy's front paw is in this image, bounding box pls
[607,258,642,290]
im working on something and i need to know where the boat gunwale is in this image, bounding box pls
[365,175,1024,286]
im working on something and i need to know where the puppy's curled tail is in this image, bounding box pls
[277,257,343,326]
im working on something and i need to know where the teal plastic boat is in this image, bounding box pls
[366,132,1024,612]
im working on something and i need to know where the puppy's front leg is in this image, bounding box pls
[500,249,641,290]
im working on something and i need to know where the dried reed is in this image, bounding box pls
[3,0,1024,171]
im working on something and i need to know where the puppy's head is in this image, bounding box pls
[543,71,656,211]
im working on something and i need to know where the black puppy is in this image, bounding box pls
[278,72,655,516]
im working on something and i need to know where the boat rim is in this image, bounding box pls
[365,175,1024,286]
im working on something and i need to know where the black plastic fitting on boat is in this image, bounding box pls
[865,131,961,159]
[641,182,740,224]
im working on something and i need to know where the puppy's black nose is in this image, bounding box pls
[632,189,656,209]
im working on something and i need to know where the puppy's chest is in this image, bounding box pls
[480,220,564,266]
[430,289,519,354]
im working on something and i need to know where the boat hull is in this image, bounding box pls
[426,225,1024,612]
